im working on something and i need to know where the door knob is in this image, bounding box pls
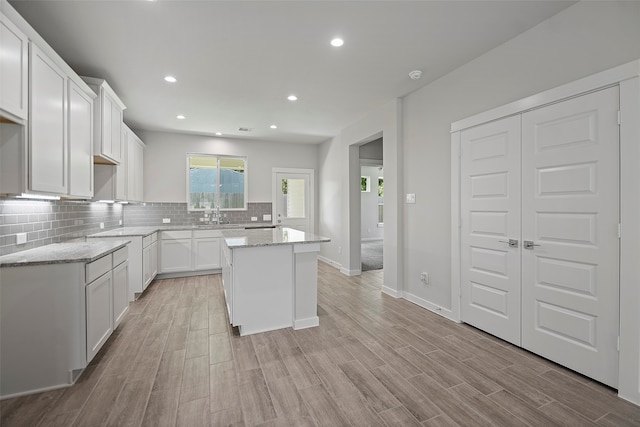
[498,239,519,248]
[523,240,540,250]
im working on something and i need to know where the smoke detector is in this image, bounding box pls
[408,70,423,80]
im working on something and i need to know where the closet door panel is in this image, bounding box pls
[521,86,620,388]
[460,115,522,346]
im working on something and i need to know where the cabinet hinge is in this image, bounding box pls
[618,223,621,239]
[618,110,621,125]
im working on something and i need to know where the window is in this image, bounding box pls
[361,176,370,192]
[281,178,305,218]
[187,154,247,211]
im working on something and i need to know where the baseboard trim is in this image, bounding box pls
[340,267,362,276]
[294,317,320,330]
[381,286,401,298]
[401,291,459,323]
[318,256,341,270]
[361,238,383,242]
[156,269,221,280]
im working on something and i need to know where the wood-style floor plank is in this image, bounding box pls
[2,265,640,427]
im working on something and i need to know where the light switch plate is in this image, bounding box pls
[99,222,105,229]
[406,193,416,204]
[16,233,27,245]
[263,214,272,221]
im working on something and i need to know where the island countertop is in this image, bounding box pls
[0,239,130,267]
[222,227,330,249]
[86,223,272,238]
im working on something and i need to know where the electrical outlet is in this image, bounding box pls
[99,222,104,229]
[420,272,429,285]
[406,193,416,204]
[162,218,171,224]
[338,246,342,254]
[251,217,258,221]
[119,219,122,225]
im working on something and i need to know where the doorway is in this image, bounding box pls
[360,138,384,271]
[272,168,315,234]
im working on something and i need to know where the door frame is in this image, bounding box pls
[451,59,640,405]
[272,167,315,235]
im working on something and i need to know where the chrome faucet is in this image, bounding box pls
[214,204,221,224]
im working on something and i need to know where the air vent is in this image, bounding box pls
[238,127,252,132]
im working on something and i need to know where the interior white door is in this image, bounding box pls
[275,172,311,233]
[521,87,620,387]
[460,115,522,346]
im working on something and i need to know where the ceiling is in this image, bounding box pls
[9,0,575,144]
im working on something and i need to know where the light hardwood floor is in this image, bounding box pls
[2,262,640,426]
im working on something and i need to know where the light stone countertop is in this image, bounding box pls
[222,227,330,249]
[86,223,269,238]
[0,239,130,268]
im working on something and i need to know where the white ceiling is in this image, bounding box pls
[9,0,575,144]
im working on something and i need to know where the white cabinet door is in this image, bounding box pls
[112,260,129,328]
[150,241,158,279]
[86,271,113,362]
[160,238,192,273]
[142,243,152,289]
[135,140,144,202]
[460,115,522,346]
[126,129,136,201]
[68,80,93,198]
[115,126,127,200]
[193,238,221,270]
[521,87,620,388]
[108,93,123,164]
[0,13,28,120]
[29,43,68,195]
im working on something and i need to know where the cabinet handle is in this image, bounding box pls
[523,240,540,250]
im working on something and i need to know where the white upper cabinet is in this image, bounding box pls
[68,79,94,198]
[81,77,126,165]
[0,12,28,121]
[125,125,144,202]
[29,43,68,195]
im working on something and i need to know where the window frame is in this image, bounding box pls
[186,153,248,212]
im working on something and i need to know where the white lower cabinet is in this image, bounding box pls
[86,271,113,362]
[0,244,128,398]
[142,233,158,289]
[193,230,221,270]
[159,229,224,274]
[85,245,128,361]
[159,230,192,273]
[112,258,129,328]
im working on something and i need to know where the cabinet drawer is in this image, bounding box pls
[86,254,112,283]
[112,245,128,267]
[193,229,222,239]
[161,230,192,240]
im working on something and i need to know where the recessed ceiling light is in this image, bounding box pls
[270,125,277,129]
[331,38,344,47]
[164,76,177,83]
[215,132,222,136]
[176,115,186,120]
[287,95,298,101]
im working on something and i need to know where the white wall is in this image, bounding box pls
[401,0,640,311]
[139,130,318,204]
[360,165,383,241]
[317,0,639,308]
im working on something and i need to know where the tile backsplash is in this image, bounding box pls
[0,198,123,256]
[123,202,272,226]
[0,199,272,256]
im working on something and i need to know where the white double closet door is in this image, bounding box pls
[460,86,620,387]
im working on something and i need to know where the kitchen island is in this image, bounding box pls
[221,227,329,336]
